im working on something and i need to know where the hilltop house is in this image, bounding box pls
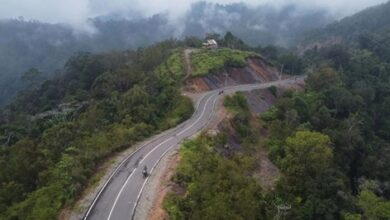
[203,39,218,49]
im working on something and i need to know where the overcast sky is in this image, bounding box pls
[1,0,387,31]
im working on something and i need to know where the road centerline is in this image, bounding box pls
[107,137,174,220]
[177,93,217,136]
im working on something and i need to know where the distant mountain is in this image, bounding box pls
[299,1,390,50]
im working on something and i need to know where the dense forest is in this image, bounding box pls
[301,1,390,48]
[265,38,390,218]
[274,35,390,217]
[0,40,196,219]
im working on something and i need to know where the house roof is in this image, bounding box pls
[207,39,218,45]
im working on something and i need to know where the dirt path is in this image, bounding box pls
[183,48,199,81]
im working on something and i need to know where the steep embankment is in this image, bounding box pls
[184,48,281,92]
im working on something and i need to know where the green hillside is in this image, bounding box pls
[0,40,193,219]
[191,48,258,76]
[302,1,390,46]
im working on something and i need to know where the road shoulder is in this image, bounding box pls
[133,148,181,220]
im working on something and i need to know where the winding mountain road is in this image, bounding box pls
[83,77,304,220]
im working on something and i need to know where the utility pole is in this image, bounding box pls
[279,64,284,80]
[5,133,13,146]
[224,72,228,88]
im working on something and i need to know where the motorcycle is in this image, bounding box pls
[142,166,148,178]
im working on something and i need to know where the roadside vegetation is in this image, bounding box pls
[260,50,390,218]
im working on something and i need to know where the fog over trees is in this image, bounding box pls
[0,1,371,106]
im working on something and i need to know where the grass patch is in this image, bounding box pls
[191,48,258,77]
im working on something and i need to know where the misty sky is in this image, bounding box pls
[1,0,387,31]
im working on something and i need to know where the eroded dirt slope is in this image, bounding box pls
[185,57,281,92]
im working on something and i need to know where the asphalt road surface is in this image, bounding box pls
[84,78,302,220]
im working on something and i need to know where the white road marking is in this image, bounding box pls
[130,174,149,219]
[130,143,176,219]
[107,137,173,220]
[177,93,217,136]
[128,93,218,218]
[83,92,211,220]
[130,93,221,219]
[107,168,136,220]
[138,137,173,164]
[84,139,152,219]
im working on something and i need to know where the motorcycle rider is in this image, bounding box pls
[142,165,148,178]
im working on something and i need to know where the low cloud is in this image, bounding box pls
[0,0,387,32]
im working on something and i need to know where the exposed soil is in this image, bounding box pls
[183,49,200,81]
[185,57,281,92]
[243,88,277,114]
[297,36,343,55]
[248,58,280,81]
[254,148,281,191]
[243,82,306,115]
